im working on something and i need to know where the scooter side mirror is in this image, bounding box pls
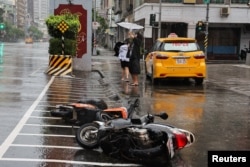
[158,112,168,120]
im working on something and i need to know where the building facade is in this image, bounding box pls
[33,0,49,38]
[26,0,33,25]
[96,0,117,48]
[16,0,26,30]
[0,0,16,26]
[112,0,250,60]
[33,0,49,22]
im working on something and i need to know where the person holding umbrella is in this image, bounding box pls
[127,31,143,86]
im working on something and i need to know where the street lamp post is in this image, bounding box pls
[158,0,162,38]
[93,0,97,56]
[204,0,210,60]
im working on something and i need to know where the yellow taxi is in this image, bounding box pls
[25,37,33,44]
[145,33,206,85]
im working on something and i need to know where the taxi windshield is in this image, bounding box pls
[162,42,199,52]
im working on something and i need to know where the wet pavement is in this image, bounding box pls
[0,42,249,167]
[94,47,250,167]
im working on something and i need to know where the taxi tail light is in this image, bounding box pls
[196,73,204,76]
[156,54,169,59]
[160,73,167,77]
[194,54,205,59]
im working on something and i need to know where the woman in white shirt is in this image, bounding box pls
[118,40,130,81]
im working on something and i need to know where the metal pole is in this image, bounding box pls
[204,3,209,60]
[93,0,97,56]
[158,0,162,38]
[62,35,64,55]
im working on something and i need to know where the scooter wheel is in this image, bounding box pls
[76,123,99,149]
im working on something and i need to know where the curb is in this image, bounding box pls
[206,60,246,64]
[91,69,104,78]
[91,69,124,105]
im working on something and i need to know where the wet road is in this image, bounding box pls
[0,42,50,143]
[0,43,249,167]
[95,50,250,167]
[0,42,137,167]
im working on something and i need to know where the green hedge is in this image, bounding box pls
[46,14,79,39]
[45,14,80,56]
[49,38,77,55]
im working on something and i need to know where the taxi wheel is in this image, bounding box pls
[144,63,150,79]
[151,67,154,84]
[195,78,203,85]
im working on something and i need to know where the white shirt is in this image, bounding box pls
[118,44,129,62]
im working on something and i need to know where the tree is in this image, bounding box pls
[2,22,25,42]
[92,9,108,46]
[0,8,4,22]
[27,26,43,40]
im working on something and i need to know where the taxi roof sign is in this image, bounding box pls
[168,33,178,38]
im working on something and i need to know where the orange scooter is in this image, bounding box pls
[50,99,138,126]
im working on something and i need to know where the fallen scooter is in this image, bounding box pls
[75,101,195,165]
[50,99,139,126]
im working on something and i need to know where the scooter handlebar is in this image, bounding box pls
[154,112,168,120]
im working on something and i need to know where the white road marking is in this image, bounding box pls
[11,144,82,150]
[0,76,55,158]
[29,116,62,120]
[24,123,76,128]
[32,110,51,112]
[0,158,141,166]
[19,133,75,138]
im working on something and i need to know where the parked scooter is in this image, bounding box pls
[75,100,195,165]
[50,99,133,126]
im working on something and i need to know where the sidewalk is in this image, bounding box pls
[92,46,118,60]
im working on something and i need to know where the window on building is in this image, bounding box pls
[162,0,182,3]
[231,0,248,4]
[210,0,224,4]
